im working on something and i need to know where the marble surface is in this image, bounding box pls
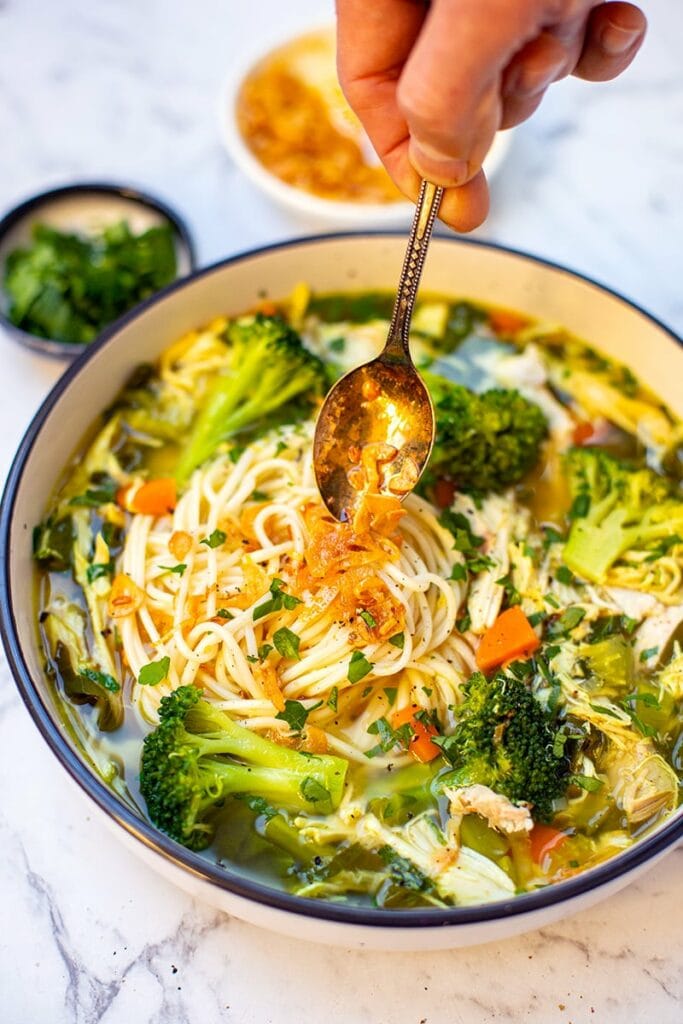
[0,0,681,1021]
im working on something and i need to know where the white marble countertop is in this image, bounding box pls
[0,1,681,1021]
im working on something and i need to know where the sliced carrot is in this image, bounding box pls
[488,309,530,337]
[572,420,594,445]
[392,704,441,763]
[434,478,456,510]
[529,823,568,865]
[130,478,177,517]
[475,606,540,672]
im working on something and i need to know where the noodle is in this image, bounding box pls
[120,422,470,762]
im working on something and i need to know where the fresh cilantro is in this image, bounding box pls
[555,565,576,586]
[253,578,303,620]
[275,699,322,733]
[200,529,227,549]
[78,667,120,692]
[495,572,521,606]
[359,609,377,629]
[388,632,405,650]
[548,606,586,637]
[348,650,373,683]
[257,643,273,661]
[160,563,187,577]
[215,608,234,620]
[456,613,471,633]
[527,610,547,628]
[69,475,118,508]
[273,626,301,660]
[378,845,431,891]
[569,774,604,792]
[365,716,413,759]
[449,563,467,581]
[300,777,331,804]
[384,687,398,706]
[137,656,171,687]
[86,561,114,583]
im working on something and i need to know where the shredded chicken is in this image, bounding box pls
[445,784,533,834]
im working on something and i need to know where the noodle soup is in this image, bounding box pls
[34,287,683,909]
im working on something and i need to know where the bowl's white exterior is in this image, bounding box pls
[218,29,512,226]
[3,234,681,950]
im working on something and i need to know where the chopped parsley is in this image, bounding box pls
[137,656,171,687]
[359,609,377,629]
[86,561,114,583]
[200,529,227,549]
[348,650,373,683]
[273,626,301,660]
[388,632,405,650]
[160,563,187,577]
[253,578,303,620]
[276,698,322,733]
[78,667,120,692]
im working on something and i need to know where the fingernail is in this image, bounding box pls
[410,142,470,187]
[600,21,642,56]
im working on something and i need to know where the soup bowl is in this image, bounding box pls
[1,233,681,950]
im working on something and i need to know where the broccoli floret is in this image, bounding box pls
[176,315,325,481]
[140,686,348,851]
[563,448,683,590]
[422,373,547,493]
[437,670,568,821]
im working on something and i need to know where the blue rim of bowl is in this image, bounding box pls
[1,231,681,929]
[0,181,197,358]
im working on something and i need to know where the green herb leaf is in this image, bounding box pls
[138,656,171,686]
[570,774,604,792]
[328,336,346,353]
[359,609,377,629]
[384,687,398,707]
[86,561,114,583]
[388,632,405,650]
[273,626,301,660]
[548,606,585,636]
[449,563,467,581]
[327,686,339,712]
[348,650,373,683]
[78,667,120,692]
[378,845,431,891]
[257,643,274,661]
[200,529,227,549]
[253,578,302,620]
[275,699,322,733]
[555,565,575,586]
[251,490,269,502]
[69,476,118,508]
[300,776,331,804]
[639,646,659,663]
[215,608,234,620]
[160,563,187,577]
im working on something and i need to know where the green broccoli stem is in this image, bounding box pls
[198,760,341,815]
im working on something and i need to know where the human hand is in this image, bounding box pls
[336,0,647,230]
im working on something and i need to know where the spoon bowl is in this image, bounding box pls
[313,355,434,520]
[313,181,443,519]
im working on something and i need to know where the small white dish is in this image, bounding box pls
[220,26,513,226]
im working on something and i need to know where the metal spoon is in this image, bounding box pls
[313,180,444,520]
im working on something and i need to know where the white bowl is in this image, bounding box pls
[219,28,512,226]
[1,233,681,949]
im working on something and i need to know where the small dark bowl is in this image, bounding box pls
[0,182,196,359]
